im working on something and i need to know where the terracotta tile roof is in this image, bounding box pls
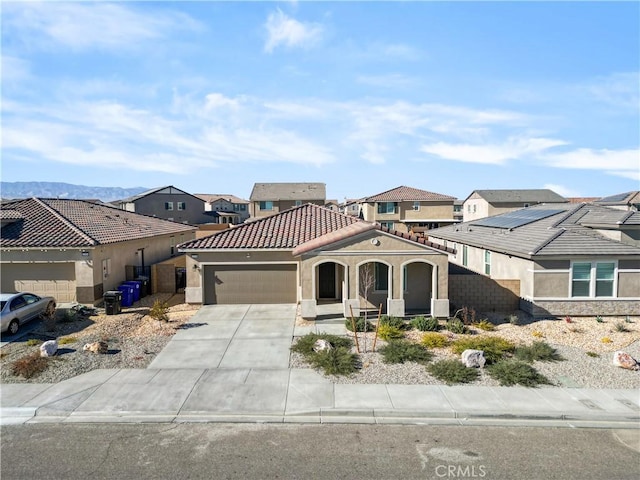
[364,186,455,202]
[1,198,196,248]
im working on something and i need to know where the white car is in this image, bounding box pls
[0,292,56,335]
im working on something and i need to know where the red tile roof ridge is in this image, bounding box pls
[292,222,376,256]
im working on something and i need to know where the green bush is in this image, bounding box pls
[26,339,43,347]
[614,322,629,333]
[514,341,564,363]
[149,300,170,322]
[58,337,78,345]
[507,314,520,325]
[427,360,479,385]
[379,315,409,330]
[472,320,496,331]
[309,347,360,376]
[345,317,374,332]
[451,336,515,364]
[11,352,50,379]
[445,318,466,334]
[411,316,440,332]
[487,360,551,387]
[379,340,432,365]
[377,324,405,341]
[586,351,600,358]
[421,332,451,348]
[291,333,353,356]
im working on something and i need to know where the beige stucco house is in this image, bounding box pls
[249,182,326,219]
[359,186,457,235]
[462,189,567,223]
[1,198,196,304]
[179,204,453,319]
[428,203,640,317]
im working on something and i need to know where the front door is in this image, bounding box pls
[318,263,336,299]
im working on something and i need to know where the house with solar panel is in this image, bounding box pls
[428,203,640,317]
[462,189,568,223]
[594,191,640,212]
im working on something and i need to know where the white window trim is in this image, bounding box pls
[484,250,491,276]
[412,201,420,211]
[166,202,174,211]
[570,260,618,298]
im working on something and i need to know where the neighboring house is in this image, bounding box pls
[428,203,640,317]
[324,199,340,212]
[359,186,457,235]
[249,182,326,219]
[115,186,211,224]
[594,191,640,212]
[1,198,196,304]
[453,200,464,222]
[341,198,362,217]
[179,203,453,319]
[195,194,250,224]
[462,189,567,222]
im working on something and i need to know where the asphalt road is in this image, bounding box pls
[1,423,638,480]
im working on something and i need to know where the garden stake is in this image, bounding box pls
[349,305,360,353]
[372,303,383,352]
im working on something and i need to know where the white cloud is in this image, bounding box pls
[543,184,582,198]
[542,148,640,181]
[582,72,640,111]
[421,137,567,165]
[2,2,201,51]
[1,55,31,83]
[264,9,323,53]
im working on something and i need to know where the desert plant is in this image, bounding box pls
[514,341,564,363]
[586,351,600,358]
[26,339,43,347]
[308,347,360,376]
[445,318,466,334]
[412,315,440,332]
[595,315,604,323]
[149,300,170,322]
[507,313,520,325]
[421,332,451,348]
[624,316,633,323]
[291,333,353,356]
[11,352,50,379]
[532,330,544,338]
[614,322,629,333]
[61,309,77,323]
[58,336,78,345]
[427,360,479,385]
[451,336,515,364]
[379,316,409,330]
[345,316,374,332]
[564,316,572,324]
[454,306,476,325]
[601,337,613,344]
[377,324,405,341]
[472,319,495,331]
[379,340,432,365]
[487,360,551,387]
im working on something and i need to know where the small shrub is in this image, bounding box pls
[451,336,515,364]
[291,333,352,356]
[514,341,564,363]
[309,347,359,376]
[11,352,49,379]
[379,316,409,330]
[532,330,544,338]
[487,360,551,387]
[26,339,43,347]
[614,322,629,333]
[411,315,439,332]
[377,324,405,341]
[445,318,466,334]
[586,351,600,358]
[507,314,520,325]
[58,337,78,345]
[472,320,495,331]
[345,317,374,332]
[624,316,633,324]
[427,360,479,385]
[421,332,451,348]
[601,337,613,344]
[149,300,170,322]
[564,316,572,324]
[379,340,432,365]
[61,309,77,323]
[595,315,604,323]
[454,306,476,325]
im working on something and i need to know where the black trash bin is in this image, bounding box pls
[104,290,122,315]
[136,277,149,298]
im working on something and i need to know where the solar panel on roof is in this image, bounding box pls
[470,209,564,229]
[598,192,631,203]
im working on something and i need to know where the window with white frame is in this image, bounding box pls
[377,202,396,214]
[165,202,174,210]
[102,258,111,280]
[571,261,616,297]
[170,236,175,256]
[380,221,394,229]
[259,201,273,211]
[177,202,186,210]
[403,265,408,292]
[374,263,388,291]
[484,250,491,275]
[412,201,420,211]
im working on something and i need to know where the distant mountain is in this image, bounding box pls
[0,182,148,203]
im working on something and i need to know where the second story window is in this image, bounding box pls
[412,201,420,211]
[380,221,394,229]
[165,202,174,211]
[484,250,491,275]
[377,202,396,214]
[295,200,302,206]
[259,201,274,211]
[177,202,186,210]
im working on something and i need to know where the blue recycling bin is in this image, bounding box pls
[123,281,141,302]
[118,284,134,307]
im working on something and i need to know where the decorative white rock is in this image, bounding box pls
[40,340,58,357]
[83,341,108,354]
[313,339,333,353]
[461,349,486,368]
[612,351,640,371]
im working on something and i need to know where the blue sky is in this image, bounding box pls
[2,1,638,202]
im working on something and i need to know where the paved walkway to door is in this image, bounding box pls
[147,304,298,369]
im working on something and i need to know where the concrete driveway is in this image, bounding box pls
[147,304,297,369]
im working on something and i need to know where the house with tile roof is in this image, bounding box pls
[1,198,196,304]
[428,203,640,317]
[195,193,250,224]
[179,203,453,319]
[359,186,457,235]
[249,182,326,220]
[115,185,212,225]
[462,189,567,222]
[594,191,640,212]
